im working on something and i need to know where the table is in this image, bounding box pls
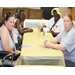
[23,19,49,28]
[19,28,65,66]
[15,65,64,67]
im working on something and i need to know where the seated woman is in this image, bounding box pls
[0,13,20,54]
[44,14,75,67]
[40,8,64,37]
[13,9,33,50]
[14,9,33,35]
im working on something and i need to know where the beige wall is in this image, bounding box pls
[0,7,40,17]
[0,7,71,18]
[59,7,71,18]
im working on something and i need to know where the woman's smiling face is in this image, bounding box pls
[5,17,15,32]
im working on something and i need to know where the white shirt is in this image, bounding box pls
[13,19,24,43]
[0,26,15,51]
[45,17,64,33]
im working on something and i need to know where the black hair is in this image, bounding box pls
[53,10,60,17]
[17,9,25,20]
[53,10,57,13]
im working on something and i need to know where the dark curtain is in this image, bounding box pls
[41,7,55,20]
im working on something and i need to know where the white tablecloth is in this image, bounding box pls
[23,19,75,29]
[23,19,49,28]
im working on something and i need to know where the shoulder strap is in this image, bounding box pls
[50,17,60,30]
[0,25,5,29]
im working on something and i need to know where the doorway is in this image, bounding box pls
[41,7,55,20]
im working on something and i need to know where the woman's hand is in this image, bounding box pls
[44,40,52,48]
[40,25,46,32]
[28,29,33,32]
[15,47,21,55]
[24,28,33,32]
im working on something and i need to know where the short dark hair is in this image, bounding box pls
[17,9,25,19]
[53,10,57,13]
[53,10,60,16]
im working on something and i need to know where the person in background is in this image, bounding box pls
[13,9,33,50]
[41,8,64,37]
[14,9,33,35]
[44,14,75,67]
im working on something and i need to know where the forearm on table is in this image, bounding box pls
[53,32,59,36]
[50,43,66,51]
[19,28,33,34]
[19,30,28,34]
[41,25,46,32]
[49,37,59,44]
[23,28,28,30]
[50,31,59,36]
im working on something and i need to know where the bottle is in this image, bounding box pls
[38,21,42,37]
[43,28,47,36]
